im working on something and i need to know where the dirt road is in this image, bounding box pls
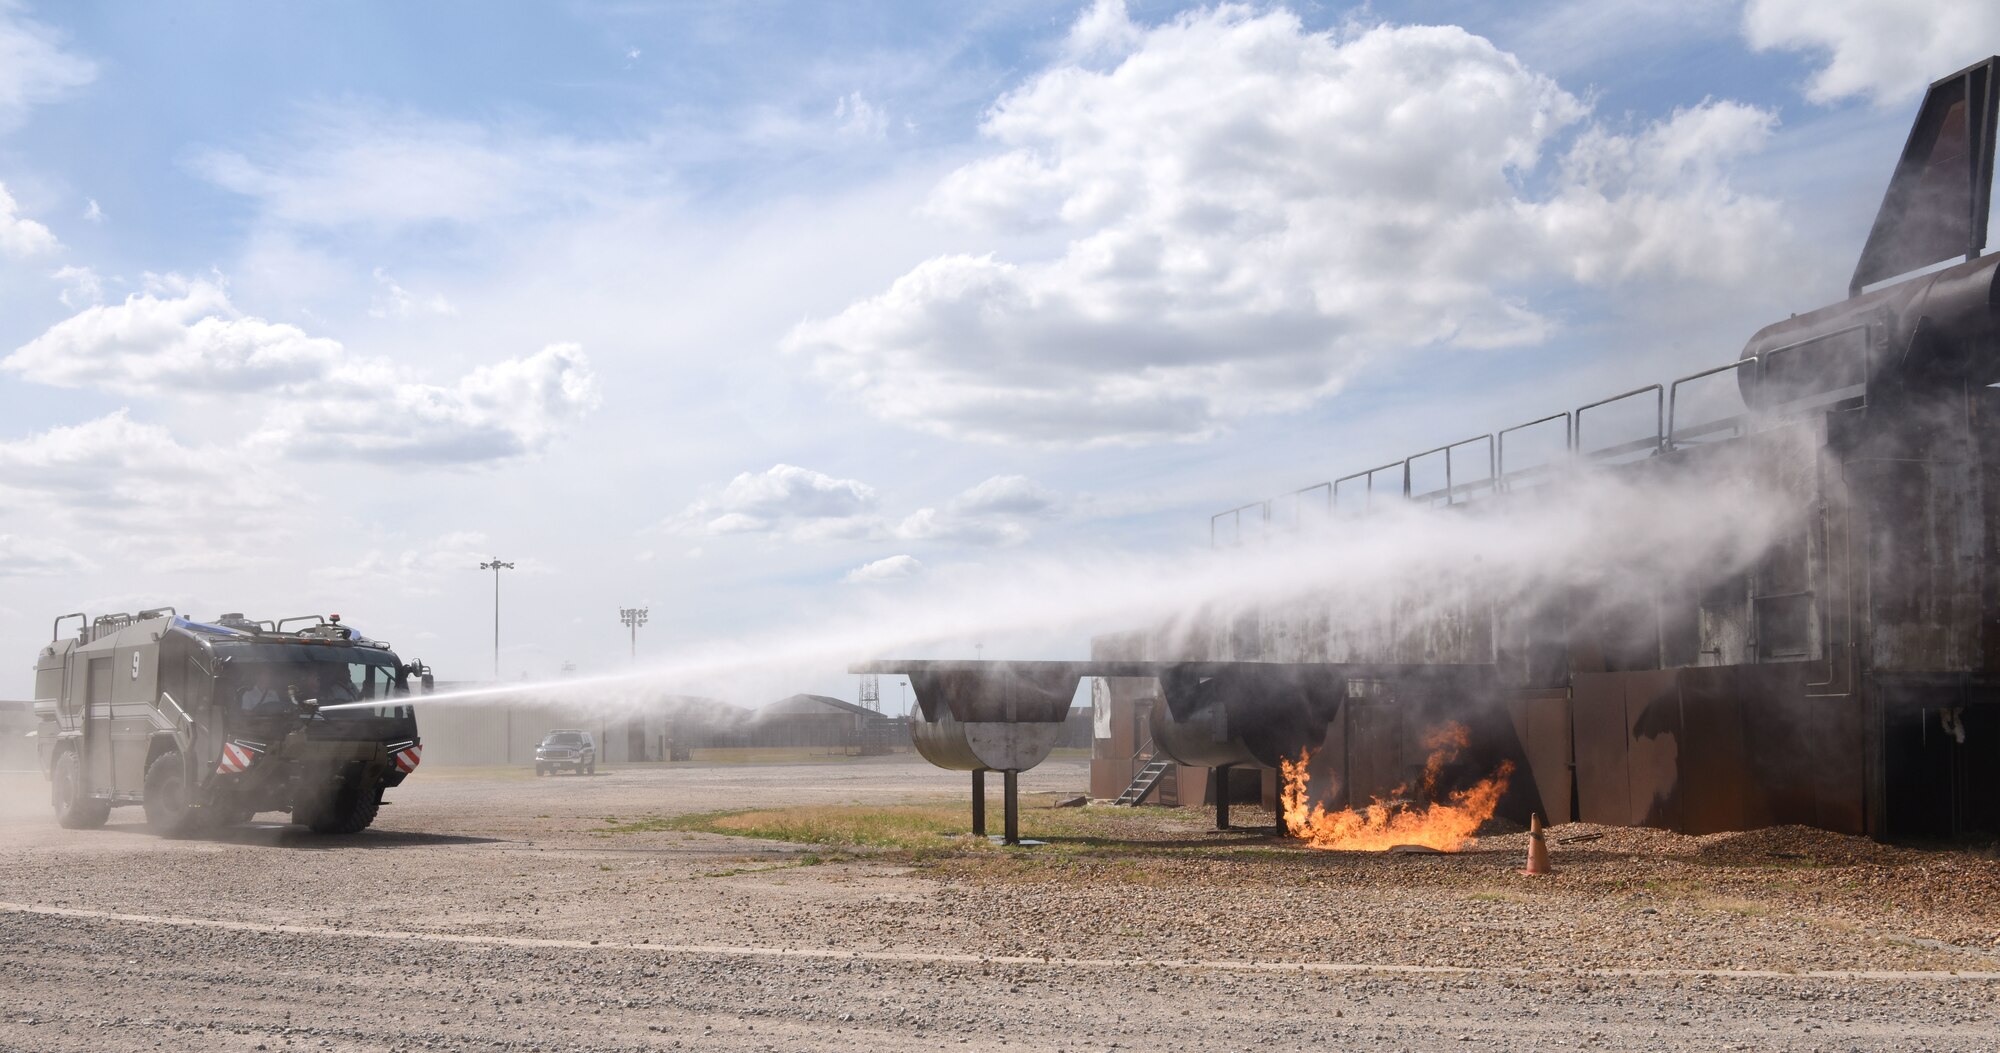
[2,757,1996,1052]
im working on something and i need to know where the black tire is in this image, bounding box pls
[51,750,109,829]
[297,782,382,834]
[587,760,596,775]
[535,764,546,776]
[143,751,201,837]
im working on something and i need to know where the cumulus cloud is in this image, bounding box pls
[1743,0,2000,106]
[834,91,887,139]
[256,343,601,464]
[50,263,100,307]
[0,2,96,132]
[843,554,923,584]
[678,468,1052,546]
[681,464,880,538]
[0,409,285,516]
[0,181,57,257]
[892,507,1028,546]
[4,279,601,465]
[785,6,1791,446]
[948,474,1061,516]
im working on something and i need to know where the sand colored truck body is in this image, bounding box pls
[31,609,427,834]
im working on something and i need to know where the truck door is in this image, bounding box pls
[84,656,113,792]
[110,647,154,796]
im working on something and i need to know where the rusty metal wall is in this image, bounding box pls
[1504,688,1572,824]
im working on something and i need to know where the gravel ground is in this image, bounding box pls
[2,756,1997,1052]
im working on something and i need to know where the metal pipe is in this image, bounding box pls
[971,769,986,837]
[1002,770,1019,845]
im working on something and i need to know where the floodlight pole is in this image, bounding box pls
[620,607,649,662]
[480,559,514,679]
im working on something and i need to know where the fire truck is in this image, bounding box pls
[32,608,431,836]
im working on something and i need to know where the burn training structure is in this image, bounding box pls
[1156,57,2000,842]
[865,58,2000,844]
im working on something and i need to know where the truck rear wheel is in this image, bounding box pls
[51,750,110,829]
[143,751,201,837]
[297,782,382,834]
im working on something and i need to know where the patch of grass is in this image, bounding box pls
[1696,894,1774,917]
[605,798,1301,870]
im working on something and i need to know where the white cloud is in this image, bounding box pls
[255,342,601,465]
[677,467,1052,546]
[682,464,880,538]
[4,279,600,465]
[0,533,93,577]
[1062,0,1144,62]
[892,507,1028,546]
[50,263,100,307]
[0,2,95,132]
[368,267,455,318]
[834,91,887,139]
[7,278,341,393]
[785,9,1791,446]
[843,553,923,584]
[948,474,1060,516]
[1743,0,2000,106]
[0,180,57,256]
[82,197,103,223]
[0,409,283,516]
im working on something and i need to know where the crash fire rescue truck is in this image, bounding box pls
[33,608,431,835]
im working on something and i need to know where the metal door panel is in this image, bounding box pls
[1571,673,1630,825]
[1624,670,1684,830]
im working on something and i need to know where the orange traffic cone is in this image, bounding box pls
[1523,813,1552,876]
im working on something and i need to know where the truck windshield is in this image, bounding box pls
[544,733,583,746]
[215,643,410,719]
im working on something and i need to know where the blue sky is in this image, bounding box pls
[0,0,1994,703]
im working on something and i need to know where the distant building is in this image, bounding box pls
[753,694,876,747]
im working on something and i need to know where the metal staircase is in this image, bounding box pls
[1114,754,1175,806]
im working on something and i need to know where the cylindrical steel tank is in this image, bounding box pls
[908,702,1061,772]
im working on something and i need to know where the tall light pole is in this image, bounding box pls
[480,559,514,679]
[620,607,649,661]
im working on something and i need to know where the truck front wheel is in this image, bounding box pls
[143,751,202,837]
[296,782,382,834]
[51,750,110,829]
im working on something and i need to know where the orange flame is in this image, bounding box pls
[1280,720,1512,853]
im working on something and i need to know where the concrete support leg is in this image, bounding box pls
[1214,763,1232,830]
[1003,770,1020,845]
[971,769,987,837]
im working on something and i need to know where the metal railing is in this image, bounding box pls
[1405,434,1496,506]
[1497,412,1571,492]
[1208,500,1271,547]
[1668,358,1758,448]
[1207,347,1871,546]
[1269,482,1333,530]
[1575,384,1663,462]
[1333,461,1404,515]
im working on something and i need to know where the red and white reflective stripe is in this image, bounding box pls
[216,742,255,775]
[393,744,422,773]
